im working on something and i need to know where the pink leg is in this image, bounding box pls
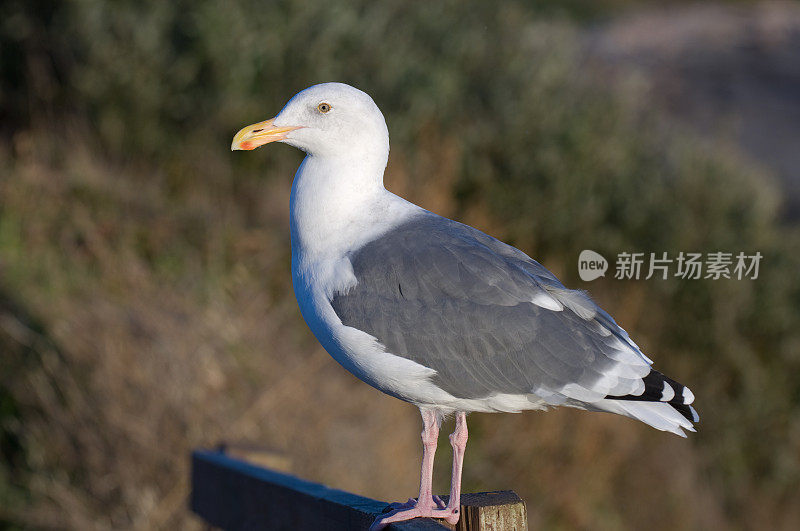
[417,409,440,507]
[370,410,468,530]
[443,411,468,524]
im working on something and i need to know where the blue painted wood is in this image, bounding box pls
[190,449,450,530]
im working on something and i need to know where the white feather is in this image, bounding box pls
[531,291,564,311]
[661,381,676,402]
[596,399,695,437]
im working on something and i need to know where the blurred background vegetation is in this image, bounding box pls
[2,0,799,529]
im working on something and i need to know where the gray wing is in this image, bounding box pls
[330,213,652,404]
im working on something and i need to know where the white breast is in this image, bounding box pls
[287,152,443,401]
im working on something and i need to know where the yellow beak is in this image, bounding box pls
[231,118,301,151]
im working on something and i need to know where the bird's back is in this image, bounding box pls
[329,212,698,435]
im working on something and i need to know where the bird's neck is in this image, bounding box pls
[290,153,412,263]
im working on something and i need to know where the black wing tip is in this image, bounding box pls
[671,402,700,423]
[606,370,698,423]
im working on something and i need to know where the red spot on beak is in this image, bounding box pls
[240,141,254,150]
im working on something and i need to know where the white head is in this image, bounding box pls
[231,83,389,163]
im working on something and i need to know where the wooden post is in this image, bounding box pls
[191,448,527,530]
[453,491,527,531]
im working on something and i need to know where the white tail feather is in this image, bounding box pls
[596,399,696,437]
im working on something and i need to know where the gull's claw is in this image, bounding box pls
[370,497,460,530]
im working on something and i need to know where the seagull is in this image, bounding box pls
[232,82,699,529]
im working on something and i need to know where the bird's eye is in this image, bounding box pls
[317,102,332,114]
